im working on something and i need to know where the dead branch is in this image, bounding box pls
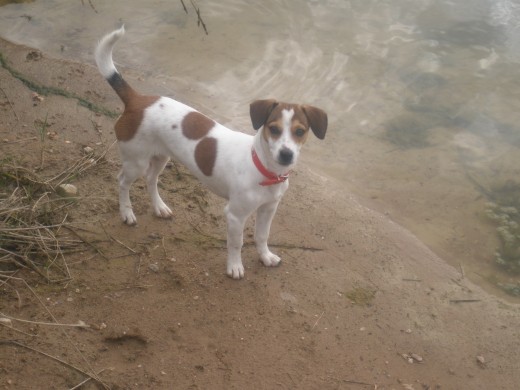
[180,0,209,35]
[1,340,107,389]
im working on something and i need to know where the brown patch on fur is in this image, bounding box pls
[262,103,327,142]
[289,106,311,144]
[291,124,310,144]
[250,99,278,130]
[195,137,217,176]
[262,123,272,143]
[115,92,160,141]
[301,105,328,140]
[262,104,311,144]
[182,111,215,140]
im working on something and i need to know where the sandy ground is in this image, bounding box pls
[1,38,519,390]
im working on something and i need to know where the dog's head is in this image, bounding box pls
[250,99,328,167]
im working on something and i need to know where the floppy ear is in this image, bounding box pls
[250,99,278,130]
[302,105,328,140]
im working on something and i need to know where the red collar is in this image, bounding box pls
[251,148,290,186]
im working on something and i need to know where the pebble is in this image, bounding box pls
[476,355,486,367]
[148,263,159,273]
[32,92,44,102]
[0,317,12,326]
[57,183,78,197]
[83,146,94,154]
[401,353,423,364]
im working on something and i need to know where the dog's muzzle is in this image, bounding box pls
[278,148,294,166]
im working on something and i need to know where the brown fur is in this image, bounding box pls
[194,137,218,176]
[182,111,216,140]
[250,99,327,142]
[113,81,159,141]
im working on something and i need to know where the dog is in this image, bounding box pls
[95,26,328,279]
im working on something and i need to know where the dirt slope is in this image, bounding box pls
[1,38,519,390]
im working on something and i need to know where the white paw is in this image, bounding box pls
[260,251,281,267]
[227,261,245,280]
[154,202,173,219]
[121,207,137,225]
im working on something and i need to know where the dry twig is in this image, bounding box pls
[180,0,209,35]
[0,312,89,328]
[0,276,108,388]
[0,86,20,124]
[1,340,107,388]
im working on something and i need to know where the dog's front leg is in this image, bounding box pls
[224,204,247,279]
[255,200,282,267]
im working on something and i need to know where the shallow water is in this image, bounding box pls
[0,0,519,299]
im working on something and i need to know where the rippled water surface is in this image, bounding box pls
[1,0,519,298]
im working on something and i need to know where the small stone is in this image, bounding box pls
[410,353,423,363]
[32,92,44,102]
[401,353,414,364]
[57,183,78,197]
[83,146,94,154]
[0,317,12,326]
[476,355,486,367]
[148,263,159,273]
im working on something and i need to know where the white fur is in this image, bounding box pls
[96,28,315,279]
[95,25,125,79]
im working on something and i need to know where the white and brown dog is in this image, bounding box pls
[95,26,327,279]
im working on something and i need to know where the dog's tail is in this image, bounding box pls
[95,25,135,105]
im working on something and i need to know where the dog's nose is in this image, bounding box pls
[278,148,294,166]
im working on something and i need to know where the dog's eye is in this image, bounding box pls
[295,128,305,137]
[269,125,281,136]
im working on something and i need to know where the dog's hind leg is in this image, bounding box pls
[146,155,173,219]
[118,159,148,225]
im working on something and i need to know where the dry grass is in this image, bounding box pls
[0,149,110,282]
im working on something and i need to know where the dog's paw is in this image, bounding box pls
[260,252,281,267]
[154,202,173,219]
[227,262,245,280]
[121,208,137,225]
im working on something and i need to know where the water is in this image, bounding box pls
[1,0,519,299]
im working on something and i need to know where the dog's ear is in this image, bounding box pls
[250,99,279,130]
[301,105,328,140]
